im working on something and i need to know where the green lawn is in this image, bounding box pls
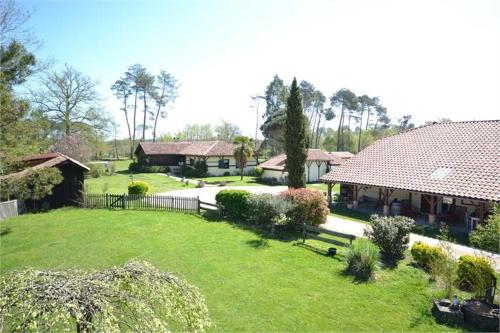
[306,182,340,193]
[0,209,461,332]
[85,159,195,194]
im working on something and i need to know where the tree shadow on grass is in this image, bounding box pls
[0,227,11,237]
[246,238,270,249]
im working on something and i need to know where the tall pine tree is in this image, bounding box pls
[285,78,308,188]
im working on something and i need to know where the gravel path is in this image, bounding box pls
[159,185,288,204]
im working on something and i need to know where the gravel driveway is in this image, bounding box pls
[159,185,288,204]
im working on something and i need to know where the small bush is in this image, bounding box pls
[181,161,207,178]
[89,164,105,178]
[259,177,280,185]
[430,247,457,299]
[345,239,380,281]
[279,188,329,229]
[215,189,251,219]
[246,193,295,227]
[470,205,500,253]
[457,255,495,297]
[223,171,231,177]
[107,162,116,175]
[254,166,264,177]
[410,241,447,271]
[364,215,414,264]
[128,181,150,195]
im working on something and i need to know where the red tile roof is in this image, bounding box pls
[321,120,500,202]
[136,140,238,157]
[259,149,332,171]
[326,151,354,165]
[1,152,89,180]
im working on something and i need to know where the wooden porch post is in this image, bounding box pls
[352,185,359,210]
[327,183,333,207]
[383,188,389,216]
[479,202,485,224]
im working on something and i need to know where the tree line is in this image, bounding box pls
[260,74,415,155]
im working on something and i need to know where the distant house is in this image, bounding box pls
[321,120,500,228]
[0,152,89,209]
[259,149,353,183]
[134,141,258,176]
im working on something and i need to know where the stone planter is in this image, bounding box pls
[431,299,463,326]
[461,299,499,332]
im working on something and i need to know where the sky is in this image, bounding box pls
[23,0,500,139]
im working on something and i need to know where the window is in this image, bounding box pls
[189,158,195,166]
[218,159,229,169]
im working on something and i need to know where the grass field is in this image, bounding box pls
[0,209,462,332]
[85,160,195,194]
[196,175,264,186]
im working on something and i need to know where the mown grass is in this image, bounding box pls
[196,175,264,187]
[0,209,462,332]
[85,159,195,194]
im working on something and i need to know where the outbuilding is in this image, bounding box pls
[321,120,500,230]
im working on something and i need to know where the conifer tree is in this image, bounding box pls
[284,78,308,188]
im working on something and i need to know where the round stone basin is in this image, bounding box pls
[461,299,499,332]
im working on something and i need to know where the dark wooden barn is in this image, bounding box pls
[3,152,89,209]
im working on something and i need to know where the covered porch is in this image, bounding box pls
[325,182,490,232]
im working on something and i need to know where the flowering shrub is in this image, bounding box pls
[457,255,495,297]
[364,215,414,263]
[246,193,295,227]
[279,188,329,228]
[410,241,447,271]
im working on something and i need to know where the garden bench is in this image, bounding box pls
[302,223,356,248]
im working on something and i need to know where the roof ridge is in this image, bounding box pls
[205,140,221,155]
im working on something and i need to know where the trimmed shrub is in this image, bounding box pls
[223,171,231,177]
[457,255,495,297]
[89,164,105,178]
[246,193,295,227]
[254,166,264,177]
[364,215,414,263]
[470,205,500,253]
[128,181,150,195]
[215,189,251,219]
[181,161,207,178]
[279,188,329,228]
[410,241,447,271]
[345,239,380,281]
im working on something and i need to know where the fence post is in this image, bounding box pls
[122,194,126,209]
[106,193,108,209]
[197,196,200,214]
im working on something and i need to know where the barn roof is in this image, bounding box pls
[136,141,239,157]
[321,120,500,202]
[259,149,333,171]
[0,152,89,180]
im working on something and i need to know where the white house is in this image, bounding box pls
[259,149,353,183]
[134,141,257,176]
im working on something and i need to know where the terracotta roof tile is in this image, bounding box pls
[137,140,238,157]
[321,120,500,201]
[259,149,333,171]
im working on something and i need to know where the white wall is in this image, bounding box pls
[262,169,285,179]
[187,155,257,177]
[305,161,329,183]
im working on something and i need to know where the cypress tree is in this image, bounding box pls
[285,78,308,188]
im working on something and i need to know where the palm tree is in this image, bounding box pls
[233,136,254,180]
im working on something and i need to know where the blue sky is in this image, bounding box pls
[25,0,500,139]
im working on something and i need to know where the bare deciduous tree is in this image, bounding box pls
[32,65,104,136]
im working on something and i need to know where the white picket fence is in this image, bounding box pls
[0,200,25,220]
